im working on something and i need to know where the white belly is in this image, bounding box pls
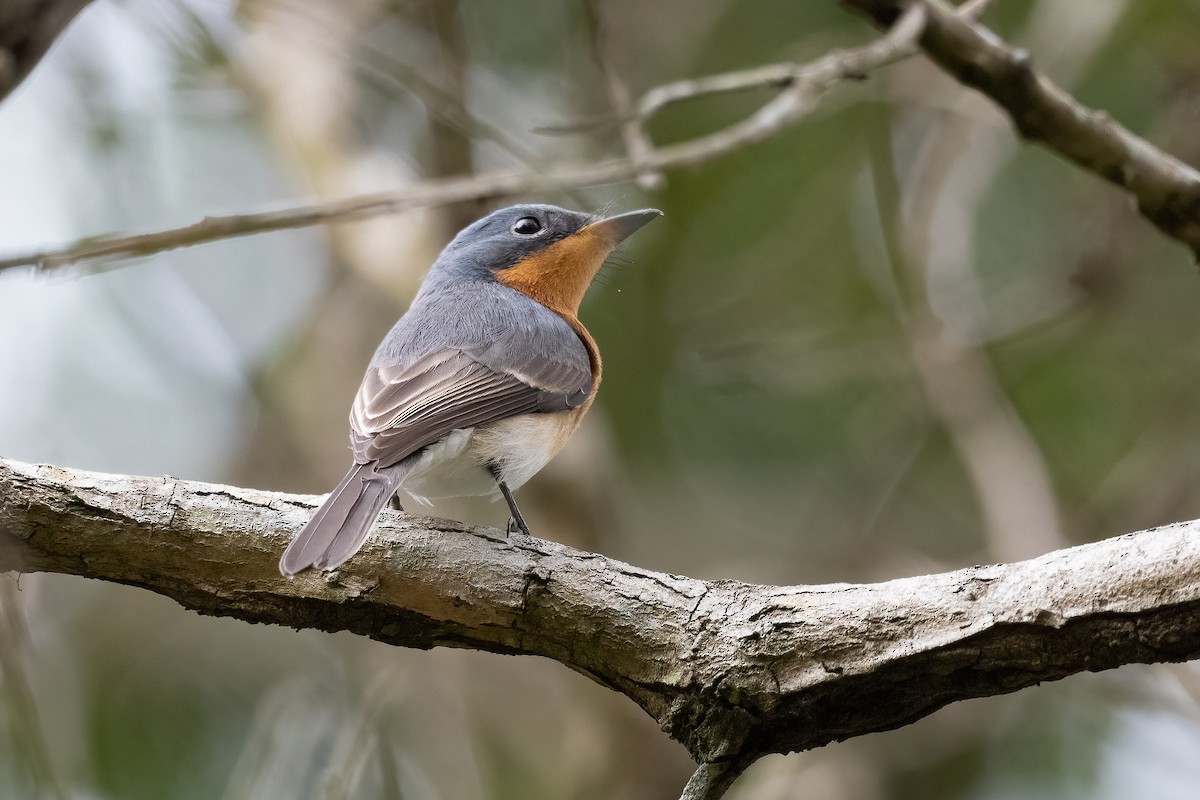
[400,412,576,504]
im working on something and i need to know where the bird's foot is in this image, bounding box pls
[507,516,532,539]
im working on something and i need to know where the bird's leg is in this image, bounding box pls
[388,494,404,512]
[499,481,532,537]
[489,464,531,538]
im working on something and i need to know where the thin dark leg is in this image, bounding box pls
[489,464,531,537]
[498,480,531,536]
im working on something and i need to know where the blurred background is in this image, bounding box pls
[3,0,1200,797]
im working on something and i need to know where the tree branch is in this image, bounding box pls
[680,761,749,800]
[3,453,1200,781]
[6,0,1198,275]
[845,0,1200,260]
[0,0,92,103]
[0,5,927,274]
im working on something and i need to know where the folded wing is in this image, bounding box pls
[350,335,592,468]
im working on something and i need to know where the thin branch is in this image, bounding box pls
[542,3,987,139]
[636,0,990,121]
[638,62,810,120]
[844,0,1200,260]
[0,6,927,273]
[4,453,1200,775]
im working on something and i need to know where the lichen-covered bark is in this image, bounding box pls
[2,455,1200,768]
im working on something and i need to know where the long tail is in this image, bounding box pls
[279,462,406,576]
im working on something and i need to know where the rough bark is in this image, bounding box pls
[3,455,1199,770]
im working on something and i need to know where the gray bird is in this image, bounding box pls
[279,204,661,576]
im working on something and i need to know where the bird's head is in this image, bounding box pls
[428,204,662,317]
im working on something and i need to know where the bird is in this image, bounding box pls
[279,203,661,576]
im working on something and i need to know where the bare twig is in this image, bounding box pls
[544,0,988,138]
[636,0,989,121]
[0,6,927,273]
[638,62,809,119]
[845,0,1200,260]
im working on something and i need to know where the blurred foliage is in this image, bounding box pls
[3,0,1200,798]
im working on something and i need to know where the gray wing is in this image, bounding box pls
[349,330,593,468]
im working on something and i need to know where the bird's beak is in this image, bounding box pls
[584,208,663,247]
[497,207,662,315]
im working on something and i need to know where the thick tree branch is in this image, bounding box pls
[0,6,927,273]
[846,0,1200,260]
[3,454,1199,776]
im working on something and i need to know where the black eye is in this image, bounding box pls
[512,216,542,236]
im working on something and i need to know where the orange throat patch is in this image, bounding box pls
[495,226,613,383]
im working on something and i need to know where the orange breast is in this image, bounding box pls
[495,228,607,389]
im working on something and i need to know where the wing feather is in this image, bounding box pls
[349,335,592,469]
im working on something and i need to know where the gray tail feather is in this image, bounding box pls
[279,462,405,576]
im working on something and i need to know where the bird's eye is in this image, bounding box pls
[512,216,542,236]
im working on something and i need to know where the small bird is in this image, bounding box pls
[280,203,661,576]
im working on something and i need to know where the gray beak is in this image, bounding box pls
[586,208,663,244]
